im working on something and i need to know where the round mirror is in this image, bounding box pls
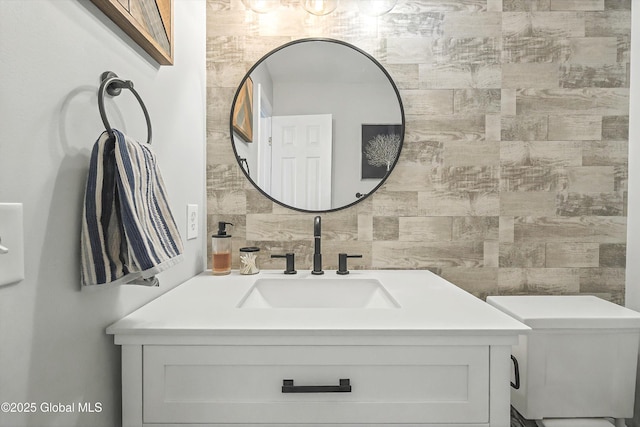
[230,38,404,213]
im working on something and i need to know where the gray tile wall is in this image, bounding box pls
[206,0,630,303]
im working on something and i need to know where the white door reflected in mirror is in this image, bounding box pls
[271,114,332,211]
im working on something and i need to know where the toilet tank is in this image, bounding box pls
[486,295,640,420]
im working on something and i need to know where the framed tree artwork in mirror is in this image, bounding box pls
[90,0,173,65]
[361,124,402,179]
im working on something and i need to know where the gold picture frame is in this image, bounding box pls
[233,77,254,142]
[90,0,173,65]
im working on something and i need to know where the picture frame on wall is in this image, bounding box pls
[361,124,402,179]
[90,0,173,65]
[233,77,254,143]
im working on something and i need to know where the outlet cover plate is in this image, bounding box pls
[187,204,198,240]
[0,203,25,286]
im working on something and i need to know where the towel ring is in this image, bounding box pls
[98,71,152,144]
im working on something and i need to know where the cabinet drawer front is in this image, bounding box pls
[144,345,488,424]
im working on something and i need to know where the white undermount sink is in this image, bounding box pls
[237,277,400,309]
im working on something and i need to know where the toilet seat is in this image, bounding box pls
[537,419,614,427]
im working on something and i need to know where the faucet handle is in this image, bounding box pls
[337,253,362,275]
[271,253,297,275]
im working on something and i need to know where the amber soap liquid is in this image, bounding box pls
[212,251,231,275]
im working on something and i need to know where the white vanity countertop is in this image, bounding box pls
[106,270,529,339]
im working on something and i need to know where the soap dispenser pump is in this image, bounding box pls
[211,221,233,275]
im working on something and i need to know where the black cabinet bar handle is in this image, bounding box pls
[511,355,520,390]
[282,378,351,393]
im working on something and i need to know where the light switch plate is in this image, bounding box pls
[0,203,25,286]
[186,204,198,240]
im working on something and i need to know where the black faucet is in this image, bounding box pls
[312,216,324,275]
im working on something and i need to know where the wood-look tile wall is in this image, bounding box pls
[206,0,630,303]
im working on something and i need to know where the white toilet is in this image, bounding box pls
[487,295,640,427]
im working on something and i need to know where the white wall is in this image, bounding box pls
[628,4,640,426]
[627,0,640,313]
[0,1,206,426]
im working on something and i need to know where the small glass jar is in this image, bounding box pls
[239,247,260,275]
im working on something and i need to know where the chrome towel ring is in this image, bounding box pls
[98,71,152,144]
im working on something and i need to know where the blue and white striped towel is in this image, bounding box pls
[81,130,184,287]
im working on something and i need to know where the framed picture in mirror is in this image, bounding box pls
[90,0,173,65]
[361,124,402,179]
[233,77,254,143]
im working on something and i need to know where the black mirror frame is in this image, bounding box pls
[229,37,405,214]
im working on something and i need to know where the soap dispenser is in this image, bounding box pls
[211,222,233,275]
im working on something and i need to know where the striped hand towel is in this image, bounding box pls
[81,130,184,287]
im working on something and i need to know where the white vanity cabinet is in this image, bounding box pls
[108,271,528,427]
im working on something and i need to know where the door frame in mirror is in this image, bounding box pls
[229,37,405,213]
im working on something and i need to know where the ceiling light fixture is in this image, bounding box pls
[243,0,281,14]
[300,0,339,16]
[357,0,397,16]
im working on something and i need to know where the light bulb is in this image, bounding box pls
[301,0,339,16]
[357,0,397,16]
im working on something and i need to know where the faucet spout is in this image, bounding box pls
[312,216,324,275]
[314,215,321,237]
